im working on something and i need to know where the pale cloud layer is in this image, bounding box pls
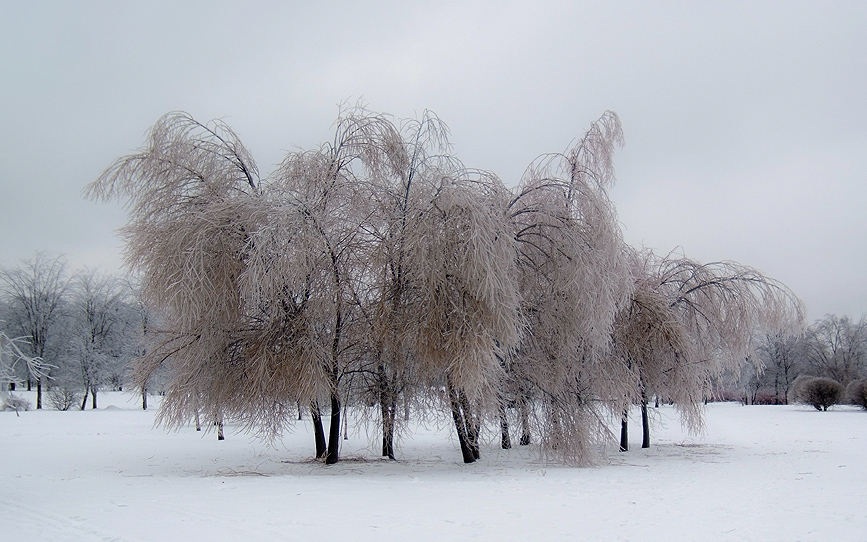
[1,1,865,321]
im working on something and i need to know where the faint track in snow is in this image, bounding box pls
[0,499,131,542]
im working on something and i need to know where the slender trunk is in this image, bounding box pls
[380,393,396,459]
[641,400,650,449]
[378,363,396,459]
[459,391,480,460]
[343,398,349,440]
[36,378,43,409]
[619,410,628,452]
[325,304,342,465]
[783,364,790,405]
[499,399,511,450]
[91,388,97,410]
[80,388,89,411]
[447,382,476,464]
[27,378,32,392]
[325,391,341,465]
[311,401,327,458]
[217,415,225,441]
[142,387,148,410]
[297,400,303,421]
[519,400,531,446]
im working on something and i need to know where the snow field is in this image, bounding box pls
[1,392,865,541]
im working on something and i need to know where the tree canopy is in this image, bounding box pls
[86,106,805,465]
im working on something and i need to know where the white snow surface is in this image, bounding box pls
[2,392,865,541]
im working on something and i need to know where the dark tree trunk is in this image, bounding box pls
[380,393,396,459]
[91,388,97,410]
[459,391,480,460]
[447,383,476,464]
[36,378,43,409]
[378,363,396,459]
[142,387,148,410]
[619,410,628,452]
[325,307,343,465]
[325,391,341,465]
[297,401,303,421]
[80,388,89,411]
[641,400,650,449]
[311,401,327,458]
[499,400,511,449]
[519,400,531,446]
[27,378,32,392]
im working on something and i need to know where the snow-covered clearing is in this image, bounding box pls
[2,392,865,541]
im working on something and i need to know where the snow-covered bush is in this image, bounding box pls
[791,376,843,411]
[1,393,32,414]
[846,379,867,410]
[48,383,82,411]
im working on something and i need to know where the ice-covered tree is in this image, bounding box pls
[613,249,804,449]
[504,112,633,464]
[355,111,522,462]
[0,253,69,408]
[67,270,136,409]
[240,105,406,463]
[86,106,809,468]
[86,111,262,438]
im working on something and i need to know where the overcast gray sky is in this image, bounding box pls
[1,1,865,322]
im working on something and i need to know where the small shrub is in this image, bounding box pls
[48,384,82,411]
[846,379,867,410]
[792,376,843,411]
[1,394,32,415]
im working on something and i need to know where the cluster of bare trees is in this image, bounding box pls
[0,253,143,410]
[86,106,803,464]
[740,314,867,409]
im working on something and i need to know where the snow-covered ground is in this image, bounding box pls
[2,392,865,541]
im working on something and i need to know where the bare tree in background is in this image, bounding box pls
[68,270,134,409]
[0,253,69,408]
[802,315,867,386]
[754,332,804,404]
